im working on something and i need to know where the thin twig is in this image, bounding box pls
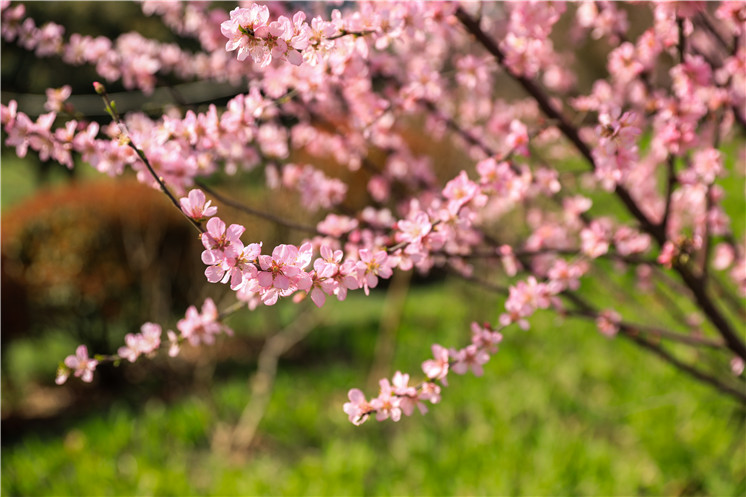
[695,12,732,53]
[420,99,496,158]
[96,84,204,234]
[229,308,322,453]
[622,331,746,404]
[562,309,725,349]
[195,180,320,236]
[562,293,745,403]
[447,269,509,295]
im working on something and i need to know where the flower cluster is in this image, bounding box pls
[180,189,217,222]
[56,345,98,385]
[344,322,503,425]
[278,163,348,211]
[118,322,162,363]
[55,298,232,385]
[177,298,231,347]
[221,5,317,66]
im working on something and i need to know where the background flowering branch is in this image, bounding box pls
[2,1,744,436]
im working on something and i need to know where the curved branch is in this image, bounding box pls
[623,331,746,404]
[96,87,204,235]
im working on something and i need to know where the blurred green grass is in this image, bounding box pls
[2,281,745,496]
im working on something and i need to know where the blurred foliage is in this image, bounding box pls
[0,175,208,411]
[2,177,203,339]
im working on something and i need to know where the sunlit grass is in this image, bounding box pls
[2,281,744,496]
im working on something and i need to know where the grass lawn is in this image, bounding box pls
[2,279,744,496]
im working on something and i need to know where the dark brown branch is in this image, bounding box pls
[623,331,746,404]
[455,6,746,361]
[677,16,687,62]
[675,262,746,359]
[562,309,725,349]
[446,253,743,402]
[661,156,676,234]
[562,294,746,404]
[701,186,714,282]
[326,29,377,41]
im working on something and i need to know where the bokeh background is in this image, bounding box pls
[2,2,745,495]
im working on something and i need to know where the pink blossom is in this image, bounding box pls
[658,241,677,269]
[257,244,312,295]
[356,249,393,295]
[534,167,561,195]
[177,298,231,347]
[419,381,442,405]
[442,171,481,210]
[34,21,65,57]
[731,357,745,376]
[576,1,629,42]
[450,344,490,376]
[500,32,545,78]
[470,322,503,354]
[180,189,217,221]
[691,148,723,185]
[118,334,143,363]
[343,388,372,425]
[44,85,71,112]
[506,119,530,156]
[55,366,70,386]
[370,379,402,422]
[613,227,651,256]
[317,214,359,237]
[597,309,621,338]
[332,260,360,302]
[201,217,245,253]
[391,371,424,416]
[281,164,347,211]
[712,243,735,271]
[63,345,98,383]
[593,109,641,190]
[395,211,432,246]
[581,221,611,259]
[456,55,491,91]
[502,276,551,327]
[607,42,643,83]
[221,5,271,64]
[166,330,181,357]
[117,323,162,363]
[716,1,746,36]
[547,259,588,293]
[422,344,450,384]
